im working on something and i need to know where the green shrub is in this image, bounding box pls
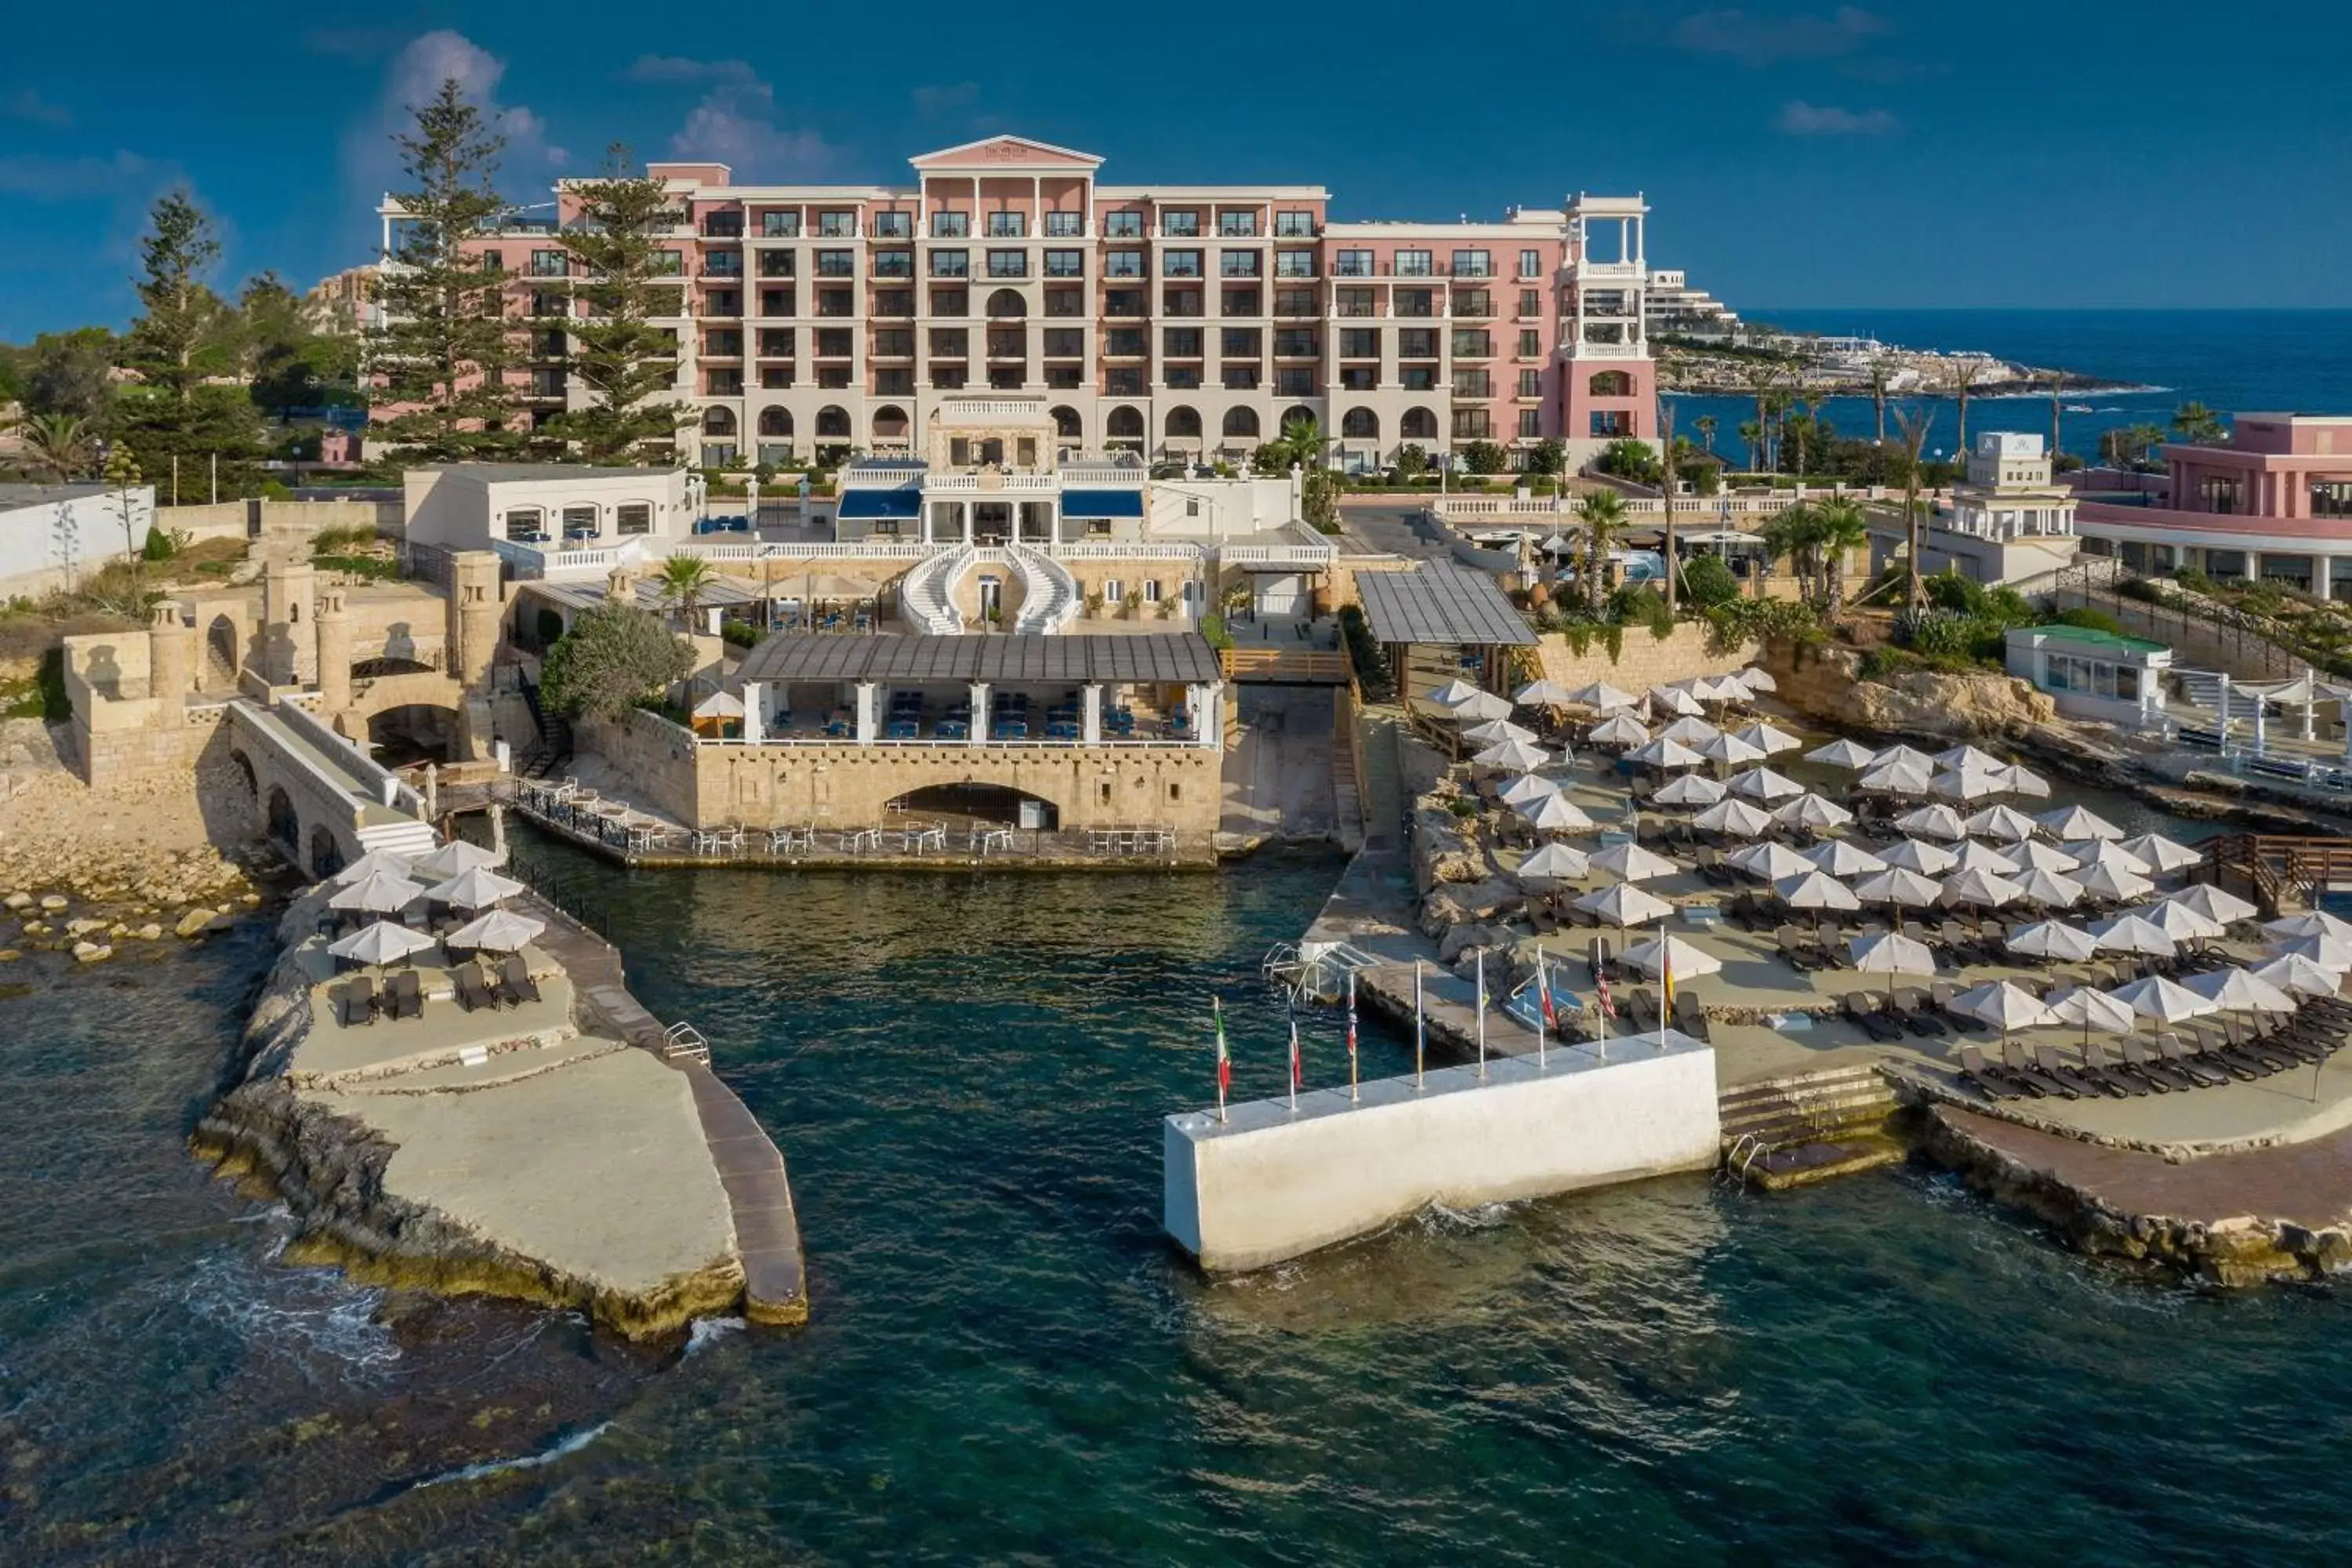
[1599,622,1624,662]
[1642,593,1677,641]
[1563,621,1593,657]
[2118,578,2165,604]
[141,527,178,563]
[2051,607,2125,636]
[1448,797,1480,818]
[1679,554,1740,609]
[2176,565,2214,595]
[1336,603,1393,699]
[720,619,760,648]
[1198,612,1232,652]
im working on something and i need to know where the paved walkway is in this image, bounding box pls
[1219,685,1337,846]
[1944,1106,2352,1231]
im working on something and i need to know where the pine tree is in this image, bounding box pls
[552,147,691,463]
[126,191,233,399]
[368,78,524,462]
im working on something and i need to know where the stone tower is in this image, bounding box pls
[315,583,352,715]
[260,560,320,688]
[448,551,503,690]
[147,601,194,706]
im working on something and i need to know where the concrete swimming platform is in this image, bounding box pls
[1163,1040,1721,1272]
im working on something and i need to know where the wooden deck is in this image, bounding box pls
[1221,646,1352,684]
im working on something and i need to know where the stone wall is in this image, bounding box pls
[1531,622,1758,691]
[575,709,702,826]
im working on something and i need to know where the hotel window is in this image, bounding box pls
[816,249,855,277]
[931,211,969,238]
[1454,370,1493,398]
[1106,368,1144,394]
[759,250,795,278]
[760,368,793,389]
[1275,288,1318,317]
[1519,410,1541,437]
[1453,249,1492,278]
[1275,249,1316,278]
[932,367,967,389]
[1275,330,1319,358]
[1518,368,1542,396]
[1218,212,1258,237]
[1044,328,1083,357]
[760,328,794,357]
[1164,328,1203,357]
[930,328,969,358]
[1162,210,1201,237]
[817,367,852,389]
[707,369,742,395]
[874,289,913,318]
[1394,289,1434,318]
[704,290,741,318]
[987,211,1025,238]
[1519,330,1541,358]
[1106,250,1145,278]
[529,289,566,318]
[986,250,1028,278]
[1106,328,1146,357]
[1224,287,1261,317]
[1395,249,1433,278]
[1453,329,1492,358]
[1276,211,1316,238]
[504,508,545,540]
[873,329,913,357]
[1220,250,1263,278]
[1046,367,1083,389]
[816,328,854,357]
[1223,367,1261,390]
[1454,290,1493,318]
[1336,249,1379,279]
[1399,367,1436,391]
[873,249,913,278]
[1105,289,1145,316]
[1340,367,1377,390]
[1276,368,1316,396]
[818,210,857,237]
[1044,211,1084,238]
[761,211,800,238]
[760,288,793,317]
[1398,329,1437,358]
[1044,249,1084,278]
[816,287,855,318]
[703,212,743,238]
[875,368,914,395]
[1103,579,1124,604]
[1519,289,1541,317]
[1454,409,1492,440]
[1104,211,1144,238]
[931,287,967,316]
[529,250,568,277]
[1221,328,1261,357]
[704,329,742,356]
[478,249,503,274]
[873,211,912,238]
[1144,579,1163,602]
[931,249,970,278]
[1519,249,1543,278]
[617,504,653,536]
[1339,328,1378,358]
[1163,249,1203,278]
[2197,475,2244,514]
[1165,368,1203,389]
[2312,482,2352,518]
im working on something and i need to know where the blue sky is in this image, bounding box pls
[5,2,2351,338]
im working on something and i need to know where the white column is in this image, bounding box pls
[1083,682,1102,746]
[855,681,878,744]
[2317,555,2334,604]
[1200,683,1224,750]
[2217,673,2234,749]
[1047,502,1059,550]
[921,503,933,546]
[742,681,764,745]
[962,502,974,545]
[970,681,989,747]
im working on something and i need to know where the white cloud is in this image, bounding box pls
[664,75,835,178]
[622,55,759,86]
[1675,6,1890,65]
[341,30,568,216]
[1776,100,1901,136]
[4,88,74,129]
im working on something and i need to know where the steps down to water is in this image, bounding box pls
[1719,1064,1904,1190]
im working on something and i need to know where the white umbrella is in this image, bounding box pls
[1932,764,2009,802]
[1621,933,1722,979]
[1807,738,1879,771]
[2263,909,2352,942]
[2036,804,2122,841]
[1659,715,1722,746]
[1692,673,1753,705]
[2165,884,2257,926]
[2007,920,2099,963]
[1587,713,1651,748]
[1648,684,1706,717]
[1472,738,1552,774]
[2251,952,2347,998]
[2067,840,2152,876]
[2013,868,2086,908]
[1515,842,1592,884]
[1740,666,1778,692]
[1854,866,1944,907]
[1463,717,1538,746]
[1857,760,1934,797]
[1513,678,1576,708]
[1847,932,1938,1004]
[1568,681,1638,711]
[1893,804,1968,841]
[1805,839,1887,879]
[1728,767,1804,802]
[1574,882,1675,927]
[2274,932,2352,970]
[1653,772,1728,808]
[1776,870,1862,911]
[2047,984,2138,1036]
[1728,840,1817,880]
[1736,722,1802,757]
[1454,691,1515,723]
[1497,773,1561,808]
[444,908,547,953]
[1936,743,2007,771]
[1693,798,1773,837]
[2108,973,2219,1027]
[1942,867,2027,909]
[2074,861,2156,903]
[408,840,501,880]
[1951,840,2022,876]
[1426,678,1483,707]
[2126,899,2226,943]
[326,919,437,967]
[1950,980,2056,1035]
[2182,967,2298,1015]
[1773,793,1855,832]
[1964,804,2040,843]
[327,869,426,915]
[2002,840,2082,876]
[1591,841,1680,884]
[2002,765,2053,799]
[1700,732,1768,768]
[2117,833,2203,875]
[423,866,528,911]
[1878,838,1958,876]
[694,688,746,719]
[325,848,416,889]
[2090,913,2177,956]
[1627,737,1707,771]
[1518,792,1595,833]
[1873,743,1939,772]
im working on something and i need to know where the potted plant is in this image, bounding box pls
[1084,590,1106,619]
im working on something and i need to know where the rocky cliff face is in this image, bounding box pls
[1765,644,2057,741]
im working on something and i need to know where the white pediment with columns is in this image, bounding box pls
[909,136,1104,172]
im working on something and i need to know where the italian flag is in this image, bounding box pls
[1214,997,1232,1102]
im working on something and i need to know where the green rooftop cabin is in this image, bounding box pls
[2004,623,2171,727]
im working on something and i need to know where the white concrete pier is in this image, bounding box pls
[1163,1039,1721,1273]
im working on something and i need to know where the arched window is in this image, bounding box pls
[815,405,851,438]
[1400,407,1439,441]
[1221,407,1260,439]
[985,288,1026,319]
[1105,406,1145,443]
[757,406,793,437]
[1341,407,1378,439]
[1588,370,1633,398]
[703,406,737,436]
[1164,406,1203,441]
[873,405,910,440]
[1050,405,1083,440]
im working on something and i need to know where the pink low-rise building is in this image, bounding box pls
[2075,413,2352,600]
[374,136,1656,473]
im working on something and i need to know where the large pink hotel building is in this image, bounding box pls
[380,136,1657,471]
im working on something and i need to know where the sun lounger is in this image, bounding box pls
[1889,987,1948,1038]
[2115,1036,2187,1092]
[1671,992,1711,1043]
[2038,1043,2126,1099]
[386,968,423,1021]
[1928,982,1988,1031]
[1957,1042,2033,1099]
[2155,1033,2234,1087]
[2080,1039,2151,1097]
[2002,1039,2076,1098]
[339,976,377,1027]
[1842,993,1904,1044]
[498,953,543,1007]
[1624,988,1662,1033]
[1773,924,1828,972]
[453,960,498,1013]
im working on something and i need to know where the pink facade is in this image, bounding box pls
[387,137,1656,469]
[2162,415,2352,521]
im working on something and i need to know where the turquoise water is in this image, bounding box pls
[4,844,2350,1563]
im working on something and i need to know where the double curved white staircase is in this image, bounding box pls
[902,543,972,635]
[1007,543,1080,636]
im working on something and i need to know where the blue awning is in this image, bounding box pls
[837,488,922,520]
[1060,488,1145,520]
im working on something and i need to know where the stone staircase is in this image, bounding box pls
[901,543,971,635]
[1007,542,1080,635]
[1719,1064,1904,1191]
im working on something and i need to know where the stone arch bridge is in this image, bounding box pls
[225,698,437,879]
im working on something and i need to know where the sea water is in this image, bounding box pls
[2,843,2349,1563]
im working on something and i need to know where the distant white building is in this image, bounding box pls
[0,482,156,600]
[1950,433,2078,543]
[1646,269,1740,333]
[401,464,695,579]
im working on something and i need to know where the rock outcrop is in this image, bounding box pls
[1766,644,2057,741]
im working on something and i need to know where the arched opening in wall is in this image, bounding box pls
[758,406,793,437]
[1164,406,1203,442]
[872,405,910,442]
[351,655,437,680]
[703,406,738,436]
[229,748,257,797]
[1221,407,1260,441]
[265,786,299,855]
[206,615,238,682]
[885,782,1058,830]
[366,703,461,769]
[1588,370,1633,398]
[1050,405,1083,441]
[1279,405,1317,436]
[309,826,344,882]
[1400,406,1439,441]
[1341,407,1379,439]
[815,405,851,438]
[985,289,1026,319]
[526,607,568,654]
[1105,405,1145,450]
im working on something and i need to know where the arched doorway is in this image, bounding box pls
[873,404,910,444]
[1341,407,1379,439]
[366,703,460,768]
[886,782,1058,830]
[1105,406,1145,451]
[309,826,344,881]
[1050,405,1083,441]
[758,407,794,437]
[228,748,257,798]
[350,655,437,679]
[1401,406,1439,442]
[703,406,739,436]
[1221,407,1260,441]
[1164,406,1203,442]
[265,786,299,855]
[985,289,1027,319]
[206,615,238,684]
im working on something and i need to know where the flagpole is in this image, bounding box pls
[1657,920,1670,1052]
[1476,951,1488,1078]
[1346,968,1359,1105]
[1535,941,1548,1070]
[1413,959,1426,1091]
[1214,996,1229,1123]
[1288,1014,1300,1115]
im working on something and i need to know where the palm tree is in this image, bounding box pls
[1575,488,1628,613]
[1694,414,1717,456]
[2048,369,2067,461]
[1658,400,1679,616]
[1737,419,1762,471]
[655,554,715,623]
[1813,497,1871,614]
[1892,405,1934,608]
[13,413,97,481]
[1949,359,1985,457]
[2170,401,2226,445]
[1758,503,1823,606]
[1740,364,1783,474]
[1866,357,1892,445]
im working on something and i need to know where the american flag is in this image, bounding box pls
[1538,957,1559,1029]
[1596,968,1617,1019]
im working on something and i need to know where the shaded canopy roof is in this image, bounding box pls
[736,633,1222,686]
[1354,564,1536,648]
